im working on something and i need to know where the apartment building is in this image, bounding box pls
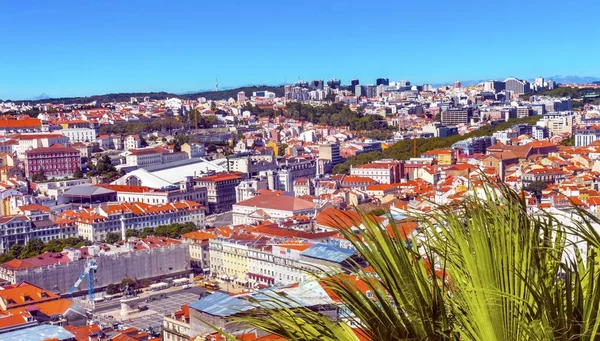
[97,183,208,206]
[182,230,215,273]
[9,133,70,159]
[441,107,472,126]
[124,147,188,167]
[24,144,81,179]
[195,173,243,214]
[60,128,96,143]
[575,125,600,147]
[124,134,141,150]
[163,305,191,341]
[210,234,354,288]
[0,215,32,253]
[65,200,205,242]
[231,194,316,225]
[350,160,402,184]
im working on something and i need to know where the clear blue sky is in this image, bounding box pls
[1,0,600,100]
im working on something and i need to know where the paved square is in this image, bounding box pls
[120,290,201,331]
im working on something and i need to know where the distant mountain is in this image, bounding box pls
[542,75,600,84]
[9,85,285,105]
[33,93,51,100]
[432,76,600,88]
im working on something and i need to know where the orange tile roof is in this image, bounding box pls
[8,298,72,316]
[17,204,51,213]
[181,230,216,241]
[0,311,32,329]
[0,282,59,309]
[0,118,41,128]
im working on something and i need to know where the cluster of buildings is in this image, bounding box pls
[2,76,600,339]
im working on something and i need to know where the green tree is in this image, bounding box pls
[8,244,23,259]
[524,180,549,199]
[220,184,600,341]
[120,277,137,290]
[106,283,120,295]
[0,253,14,263]
[19,238,45,259]
[139,227,154,238]
[31,169,47,182]
[125,229,140,238]
[139,278,152,288]
[105,232,121,244]
[73,167,84,179]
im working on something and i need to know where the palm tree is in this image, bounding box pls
[217,184,600,341]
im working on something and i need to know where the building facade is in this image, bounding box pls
[195,173,243,214]
[25,144,81,179]
[61,128,96,143]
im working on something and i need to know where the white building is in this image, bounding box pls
[124,135,141,151]
[61,128,96,143]
[66,200,206,242]
[10,133,70,159]
[124,147,188,167]
[99,182,208,206]
[231,193,316,225]
[235,178,268,203]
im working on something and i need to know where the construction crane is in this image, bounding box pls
[69,259,98,313]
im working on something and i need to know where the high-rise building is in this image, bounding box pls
[376,78,389,86]
[453,81,462,88]
[327,78,341,89]
[504,78,531,94]
[356,85,377,98]
[310,80,324,89]
[534,77,545,89]
[237,91,246,103]
[516,106,533,118]
[319,142,340,165]
[398,80,411,88]
[483,80,506,93]
[351,79,360,87]
[355,85,363,97]
[441,108,473,126]
[294,80,309,88]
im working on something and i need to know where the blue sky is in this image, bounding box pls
[1,0,600,99]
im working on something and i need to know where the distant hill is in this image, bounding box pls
[545,75,600,84]
[7,85,285,105]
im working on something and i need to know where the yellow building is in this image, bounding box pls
[422,149,456,165]
[266,141,282,156]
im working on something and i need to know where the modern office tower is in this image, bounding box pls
[351,79,360,87]
[310,80,324,89]
[504,77,531,94]
[294,80,309,88]
[355,85,363,97]
[327,78,341,89]
[376,78,389,86]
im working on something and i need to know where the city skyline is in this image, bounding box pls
[2,0,600,99]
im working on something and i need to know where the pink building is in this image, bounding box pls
[25,144,81,179]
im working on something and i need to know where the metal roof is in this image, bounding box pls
[189,292,256,317]
[63,185,115,197]
[0,325,75,341]
[300,243,356,263]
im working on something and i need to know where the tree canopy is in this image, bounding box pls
[333,115,541,174]
[0,237,91,263]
